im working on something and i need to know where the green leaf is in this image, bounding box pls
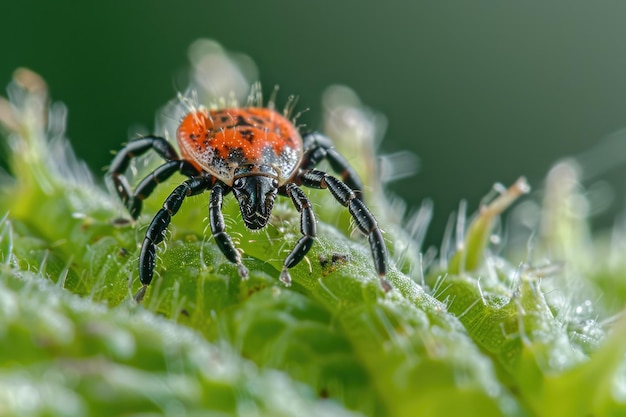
[2,45,626,417]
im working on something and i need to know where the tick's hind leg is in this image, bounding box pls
[109,135,198,219]
[301,132,365,200]
[135,176,213,302]
[300,169,391,292]
[125,160,199,219]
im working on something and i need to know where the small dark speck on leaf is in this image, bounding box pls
[246,284,267,297]
[111,217,133,227]
[319,252,351,276]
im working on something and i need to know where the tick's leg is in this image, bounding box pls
[209,183,249,279]
[135,176,213,302]
[109,135,190,218]
[300,169,391,292]
[278,184,317,286]
[125,160,199,219]
[301,132,365,200]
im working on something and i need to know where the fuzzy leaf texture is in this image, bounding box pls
[0,40,625,417]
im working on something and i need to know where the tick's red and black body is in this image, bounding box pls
[109,104,390,301]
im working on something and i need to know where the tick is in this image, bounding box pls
[109,92,390,300]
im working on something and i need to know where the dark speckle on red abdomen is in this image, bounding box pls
[239,129,254,142]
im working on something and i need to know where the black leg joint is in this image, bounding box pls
[145,209,171,244]
[300,169,356,207]
[348,198,377,235]
[209,183,244,266]
[301,146,328,168]
[163,184,188,216]
[112,175,133,205]
[150,136,179,161]
[185,176,213,196]
[135,161,184,202]
[324,175,355,206]
[300,170,326,189]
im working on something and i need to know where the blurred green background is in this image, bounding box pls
[4,1,626,245]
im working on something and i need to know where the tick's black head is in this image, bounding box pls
[232,174,279,230]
